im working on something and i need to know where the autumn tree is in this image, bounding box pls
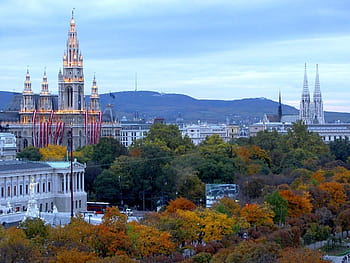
[0,226,40,262]
[127,221,175,259]
[337,208,350,235]
[240,203,274,227]
[278,247,328,263]
[279,189,312,218]
[211,240,280,263]
[40,144,67,161]
[319,181,347,209]
[166,197,196,213]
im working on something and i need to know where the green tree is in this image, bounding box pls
[265,191,288,224]
[93,137,127,168]
[285,121,329,156]
[94,170,120,203]
[17,146,41,161]
[132,123,194,154]
[329,138,350,162]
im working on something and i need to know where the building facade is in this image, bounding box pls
[0,160,87,214]
[300,64,325,124]
[3,13,120,152]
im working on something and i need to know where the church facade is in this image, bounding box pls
[300,64,325,124]
[7,14,120,151]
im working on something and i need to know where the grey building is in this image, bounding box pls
[0,160,87,214]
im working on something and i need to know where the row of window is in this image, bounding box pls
[1,182,52,198]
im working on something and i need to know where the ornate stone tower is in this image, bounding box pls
[89,75,101,112]
[300,63,311,124]
[58,11,84,111]
[312,64,325,124]
[20,69,35,123]
[39,70,53,111]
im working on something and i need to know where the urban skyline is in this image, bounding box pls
[1,1,350,112]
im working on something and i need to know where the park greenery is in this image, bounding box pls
[12,121,350,262]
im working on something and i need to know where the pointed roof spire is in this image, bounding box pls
[314,64,321,98]
[278,90,282,122]
[93,72,96,86]
[23,67,33,94]
[302,63,310,99]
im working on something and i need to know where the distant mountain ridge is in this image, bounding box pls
[1,90,349,123]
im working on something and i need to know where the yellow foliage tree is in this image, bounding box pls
[40,144,67,161]
[127,221,175,258]
[332,166,350,184]
[199,209,235,242]
[240,203,274,227]
[319,181,347,209]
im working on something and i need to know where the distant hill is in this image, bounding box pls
[2,90,350,123]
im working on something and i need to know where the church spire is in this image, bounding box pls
[40,68,49,94]
[278,91,282,122]
[90,73,100,111]
[24,67,33,94]
[58,11,84,111]
[313,64,325,124]
[21,68,35,112]
[300,63,311,124]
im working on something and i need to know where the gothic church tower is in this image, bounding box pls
[312,64,325,124]
[300,63,311,124]
[58,11,84,111]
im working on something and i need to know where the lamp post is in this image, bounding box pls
[69,123,74,218]
[119,176,123,207]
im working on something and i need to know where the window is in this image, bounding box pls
[79,200,81,208]
[1,187,4,197]
[13,186,16,196]
[37,184,39,193]
[48,182,51,192]
[43,183,45,193]
[7,186,10,197]
[26,185,28,195]
[20,185,23,195]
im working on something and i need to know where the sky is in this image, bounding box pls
[1,0,350,112]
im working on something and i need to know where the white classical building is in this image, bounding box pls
[181,124,239,145]
[0,160,87,214]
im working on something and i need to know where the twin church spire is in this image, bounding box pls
[300,63,325,124]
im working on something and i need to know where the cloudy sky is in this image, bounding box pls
[1,0,350,112]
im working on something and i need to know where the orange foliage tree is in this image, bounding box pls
[279,190,312,218]
[95,207,132,257]
[166,197,196,213]
[240,203,274,227]
[311,169,326,184]
[319,181,347,209]
[127,221,175,259]
[278,247,328,263]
